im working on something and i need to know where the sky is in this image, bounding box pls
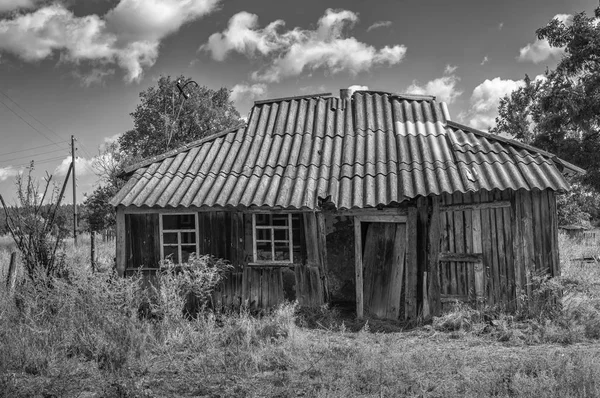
[0,0,597,204]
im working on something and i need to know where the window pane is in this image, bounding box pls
[256,228,271,241]
[163,214,195,230]
[164,246,179,264]
[255,213,271,226]
[256,241,273,261]
[163,232,178,244]
[181,246,196,263]
[272,214,289,226]
[274,228,289,241]
[274,242,291,261]
[181,232,196,244]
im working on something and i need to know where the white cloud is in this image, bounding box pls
[230,83,267,104]
[0,166,19,182]
[481,56,489,65]
[54,156,95,176]
[517,14,572,64]
[462,77,524,130]
[347,84,368,91]
[405,65,462,104]
[201,9,407,83]
[498,22,504,30]
[366,20,392,32]
[0,0,220,83]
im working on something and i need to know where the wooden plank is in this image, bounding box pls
[493,191,508,306]
[242,213,253,304]
[6,252,17,293]
[512,191,524,308]
[440,200,511,212]
[479,191,494,305]
[548,191,560,277]
[316,212,330,302]
[531,191,544,273]
[335,208,408,217]
[439,253,483,262]
[540,190,552,276]
[501,190,515,310]
[452,193,465,296]
[428,197,441,316]
[405,206,418,320]
[417,197,428,315]
[446,195,457,296]
[463,192,475,300]
[363,223,384,316]
[354,217,364,319]
[521,191,534,298]
[116,206,126,276]
[439,195,449,296]
[488,191,501,305]
[387,223,407,319]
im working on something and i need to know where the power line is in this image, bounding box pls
[0,88,65,143]
[0,147,68,164]
[0,142,68,158]
[0,97,63,149]
[7,156,67,169]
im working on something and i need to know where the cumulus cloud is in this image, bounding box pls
[347,84,368,91]
[366,20,392,32]
[230,83,267,104]
[54,156,95,176]
[0,166,19,182]
[200,9,407,83]
[405,65,462,104]
[461,77,525,130]
[0,0,220,82]
[481,56,489,66]
[517,14,572,64]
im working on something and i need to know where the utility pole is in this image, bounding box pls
[71,135,77,246]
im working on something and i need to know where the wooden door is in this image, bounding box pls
[362,222,408,319]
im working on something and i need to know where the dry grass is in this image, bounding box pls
[1,233,600,397]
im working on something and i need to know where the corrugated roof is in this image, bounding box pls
[111,90,573,210]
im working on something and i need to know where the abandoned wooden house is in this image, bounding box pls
[110,89,583,320]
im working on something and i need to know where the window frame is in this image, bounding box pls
[251,213,294,265]
[159,212,199,264]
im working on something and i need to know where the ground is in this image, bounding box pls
[1,233,600,397]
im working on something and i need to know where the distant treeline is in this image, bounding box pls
[0,203,89,237]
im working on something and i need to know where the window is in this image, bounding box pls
[160,213,198,264]
[252,213,303,264]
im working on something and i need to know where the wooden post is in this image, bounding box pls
[472,209,484,304]
[354,217,364,319]
[90,231,96,272]
[428,198,441,316]
[6,252,17,293]
[116,206,126,276]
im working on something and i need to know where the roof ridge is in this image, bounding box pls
[446,120,585,176]
[254,92,332,105]
[122,124,245,175]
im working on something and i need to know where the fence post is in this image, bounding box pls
[91,231,96,272]
[6,252,18,293]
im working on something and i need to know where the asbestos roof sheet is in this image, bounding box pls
[111,91,572,210]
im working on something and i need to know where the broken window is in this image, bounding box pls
[252,213,303,264]
[160,213,198,264]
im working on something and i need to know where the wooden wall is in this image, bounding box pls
[426,188,559,315]
[119,209,327,310]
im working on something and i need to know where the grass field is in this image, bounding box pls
[1,233,600,397]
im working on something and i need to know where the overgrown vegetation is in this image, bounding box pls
[1,233,600,397]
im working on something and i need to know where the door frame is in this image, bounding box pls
[354,215,407,319]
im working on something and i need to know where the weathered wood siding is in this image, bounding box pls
[431,188,559,313]
[124,213,160,270]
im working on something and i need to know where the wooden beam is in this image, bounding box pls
[438,252,483,262]
[354,217,364,320]
[333,208,408,217]
[472,209,484,302]
[116,206,126,277]
[316,212,330,302]
[354,215,407,223]
[405,207,418,320]
[428,197,441,316]
[440,201,511,212]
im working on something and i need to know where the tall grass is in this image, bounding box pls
[1,233,600,397]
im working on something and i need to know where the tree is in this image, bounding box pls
[492,6,600,224]
[118,75,242,161]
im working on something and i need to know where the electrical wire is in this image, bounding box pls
[0,97,63,149]
[0,142,68,158]
[0,88,65,143]
[0,147,68,165]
